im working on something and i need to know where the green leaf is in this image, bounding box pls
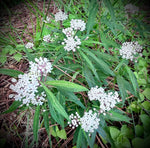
[143,88,150,100]
[140,114,150,133]
[60,90,85,109]
[103,0,115,20]
[116,135,131,148]
[77,128,83,148]
[109,126,120,140]
[135,125,144,137]
[106,110,131,123]
[13,53,22,62]
[33,105,40,146]
[120,125,134,139]
[125,66,139,97]
[0,68,24,77]
[116,75,127,103]
[45,80,88,92]
[78,49,100,81]
[141,101,150,111]
[41,82,69,120]
[84,49,115,76]
[86,0,99,34]
[57,129,67,139]
[1,101,22,114]
[83,66,96,88]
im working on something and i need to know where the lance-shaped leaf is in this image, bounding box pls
[45,80,88,92]
[0,68,23,78]
[33,105,40,146]
[41,82,69,120]
[1,101,22,115]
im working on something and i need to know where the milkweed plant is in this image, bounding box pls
[0,0,150,148]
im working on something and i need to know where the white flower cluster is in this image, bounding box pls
[44,16,51,23]
[55,10,68,22]
[88,86,120,114]
[9,57,52,106]
[29,57,53,76]
[120,41,142,62]
[9,73,46,106]
[70,19,86,31]
[68,112,81,129]
[25,42,34,49]
[68,110,100,134]
[125,4,139,14]
[80,110,100,133]
[62,36,81,52]
[62,19,86,52]
[43,34,51,42]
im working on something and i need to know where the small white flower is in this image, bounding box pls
[68,112,81,129]
[11,78,17,83]
[55,10,68,22]
[44,16,51,23]
[43,34,51,42]
[70,19,86,31]
[25,42,34,49]
[62,27,74,37]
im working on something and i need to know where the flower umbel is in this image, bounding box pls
[70,19,86,31]
[25,42,34,49]
[120,41,142,62]
[80,110,100,133]
[29,57,53,76]
[88,86,120,114]
[62,36,81,52]
[9,73,46,106]
[55,10,68,22]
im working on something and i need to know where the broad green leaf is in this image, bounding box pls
[45,80,88,92]
[84,49,114,76]
[140,114,150,132]
[13,53,22,62]
[57,129,67,139]
[120,125,134,139]
[135,125,144,137]
[132,136,150,148]
[116,75,127,103]
[141,101,150,111]
[143,88,150,100]
[109,126,120,140]
[86,0,99,34]
[78,49,100,81]
[116,135,131,148]
[1,101,22,114]
[0,68,23,77]
[41,82,69,120]
[33,105,40,146]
